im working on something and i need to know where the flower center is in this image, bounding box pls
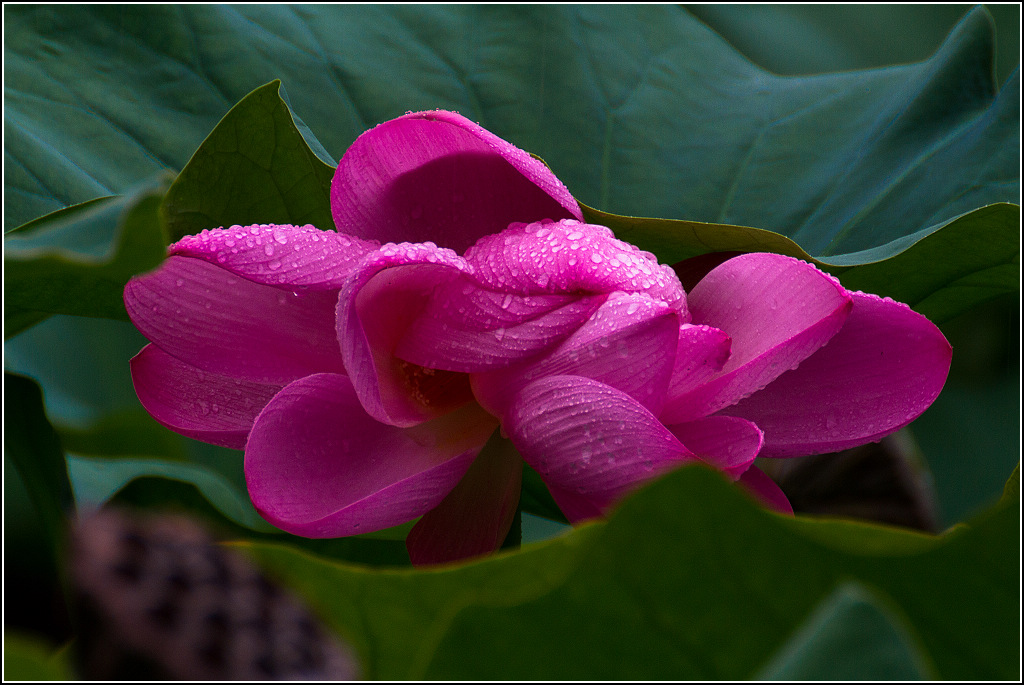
[398,360,475,412]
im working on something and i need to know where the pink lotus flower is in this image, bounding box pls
[124,111,952,564]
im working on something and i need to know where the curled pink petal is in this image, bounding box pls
[667,415,763,478]
[170,223,379,290]
[395,219,687,374]
[395,276,607,373]
[465,220,687,314]
[662,252,852,423]
[505,375,700,523]
[125,256,345,384]
[406,431,523,566]
[737,467,794,515]
[471,292,680,418]
[130,345,282,449]
[331,110,581,253]
[721,291,953,457]
[336,242,474,426]
[245,373,496,537]
[665,324,732,400]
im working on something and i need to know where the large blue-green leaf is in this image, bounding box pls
[5,5,1017,257]
[67,454,275,532]
[686,4,1020,85]
[3,177,170,338]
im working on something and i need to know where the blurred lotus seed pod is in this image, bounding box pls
[70,508,360,680]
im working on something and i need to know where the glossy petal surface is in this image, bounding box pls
[663,253,852,423]
[125,255,345,384]
[665,324,732,400]
[331,110,581,253]
[506,375,699,523]
[396,276,607,373]
[336,242,471,426]
[406,431,523,565]
[245,374,492,537]
[171,223,379,290]
[471,292,680,419]
[722,291,953,457]
[667,415,763,478]
[130,344,283,449]
[465,220,686,313]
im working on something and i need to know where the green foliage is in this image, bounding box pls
[3,374,74,556]
[3,179,170,338]
[5,6,1017,245]
[587,201,1021,325]
[754,582,931,680]
[2,633,73,681]
[3,6,1019,678]
[242,465,1019,680]
[162,80,336,241]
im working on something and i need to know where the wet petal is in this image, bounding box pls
[505,375,699,523]
[721,291,952,457]
[471,292,680,418]
[394,277,606,373]
[667,415,763,478]
[335,242,473,426]
[124,256,345,384]
[331,110,581,253]
[662,252,852,423]
[464,219,687,314]
[406,431,523,566]
[665,324,732,400]
[130,344,283,449]
[170,223,379,290]
[245,374,495,537]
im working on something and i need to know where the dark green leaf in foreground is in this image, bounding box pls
[242,464,1019,680]
[755,582,930,680]
[161,80,336,241]
[3,178,170,338]
[2,633,73,681]
[3,373,74,556]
